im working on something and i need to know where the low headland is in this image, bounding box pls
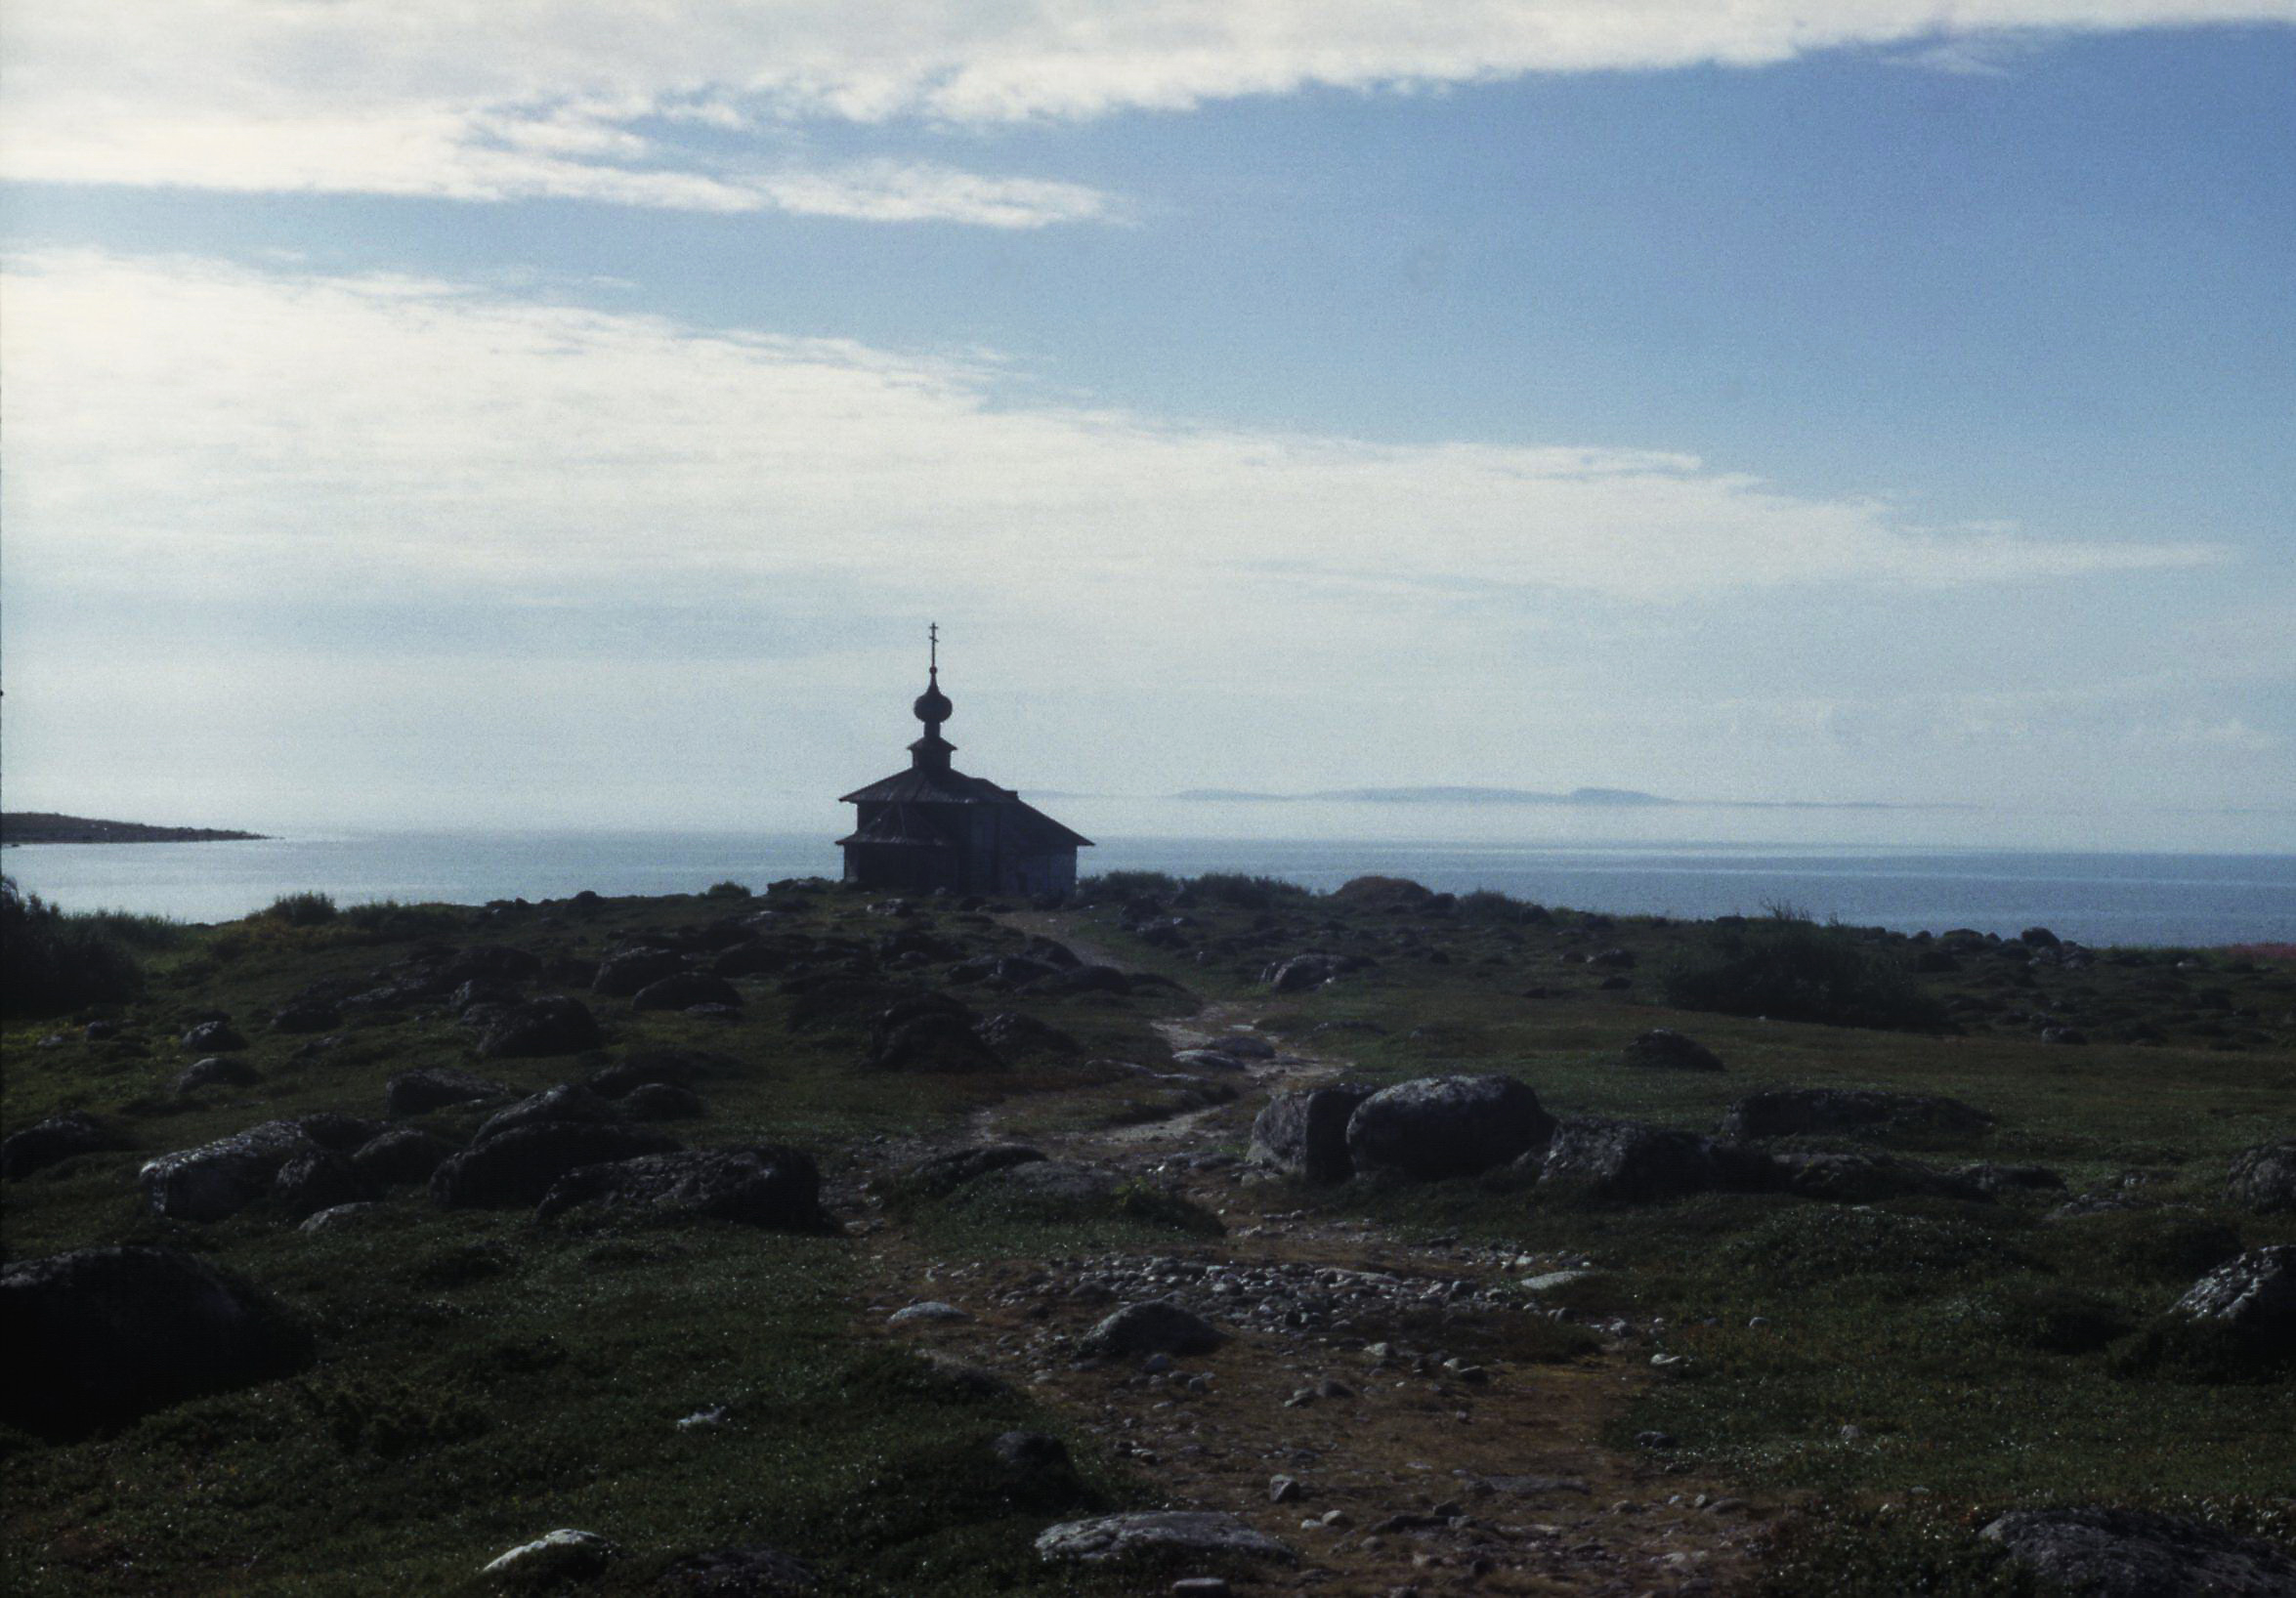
[4,870,2291,1596]
[3,812,268,846]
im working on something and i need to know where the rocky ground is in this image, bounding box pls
[4,876,2291,1596]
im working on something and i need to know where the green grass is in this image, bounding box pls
[9,872,2293,1595]
[2,885,1210,1596]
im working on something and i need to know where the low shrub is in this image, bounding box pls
[0,875,147,1017]
[1662,904,1949,1031]
[1176,872,1310,911]
[1079,870,1179,900]
[261,891,339,927]
[703,880,752,899]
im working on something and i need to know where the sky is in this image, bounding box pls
[2,3,2292,852]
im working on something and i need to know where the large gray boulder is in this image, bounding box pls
[383,1067,510,1117]
[3,1112,130,1181]
[0,1246,314,1438]
[1249,1084,1376,1185]
[1261,954,1344,993]
[2171,1245,2295,1335]
[474,1082,620,1143]
[139,1120,319,1221]
[631,972,744,1012]
[1083,1299,1225,1357]
[1980,1506,2296,1596]
[868,995,1001,1073]
[1037,1511,1293,1566]
[1537,1115,1767,1205]
[351,1126,453,1187]
[592,946,686,996]
[535,1146,829,1232]
[892,1143,1046,1198]
[1346,1074,1554,1181]
[430,1122,677,1208]
[1767,1150,1990,1204]
[2227,1140,2296,1215]
[974,1159,1118,1206]
[476,996,602,1060]
[1720,1088,1994,1141]
[1620,1030,1724,1072]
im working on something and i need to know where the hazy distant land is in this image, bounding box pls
[1,812,267,846]
[1169,785,1962,811]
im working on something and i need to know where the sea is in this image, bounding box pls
[6,825,2293,949]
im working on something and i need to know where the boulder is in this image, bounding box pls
[1620,1030,1723,1072]
[1249,1085,1376,1185]
[476,995,602,1060]
[593,946,687,996]
[270,1001,342,1035]
[296,1112,388,1152]
[868,995,1002,1073]
[1037,1512,1294,1566]
[351,1126,453,1187]
[432,945,544,987]
[3,1112,131,1181]
[1954,1161,2068,1196]
[892,1144,1047,1198]
[474,1082,620,1144]
[1767,1151,1989,1204]
[448,977,525,1014]
[1261,954,1342,993]
[482,1530,614,1579]
[273,1150,374,1220]
[383,1067,510,1116]
[1170,1048,1248,1072]
[299,1201,391,1235]
[1346,1074,1555,1182]
[536,1146,829,1232]
[986,1429,1092,1510]
[2226,1140,2296,1215]
[430,1122,678,1208]
[975,1011,1082,1059]
[1026,964,1135,997]
[1980,1506,2296,1597]
[140,1120,319,1221]
[632,972,744,1012]
[1719,1088,1994,1142]
[971,1159,1120,1207]
[1538,1115,1768,1205]
[176,1055,261,1093]
[621,1082,706,1120]
[180,1019,248,1052]
[0,1246,313,1438]
[2170,1245,2295,1336]
[1209,1032,1277,1060]
[1082,1299,1226,1357]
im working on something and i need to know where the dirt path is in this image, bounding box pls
[857,919,1768,1596]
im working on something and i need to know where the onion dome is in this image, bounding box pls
[913,669,953,728]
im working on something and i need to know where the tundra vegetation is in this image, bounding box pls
[3,870,2290,1596]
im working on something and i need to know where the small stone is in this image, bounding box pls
[888,1300,972,1325]
[481,1529,612,1577]
[677,1406,731,1429]
[1171,1580,1234,1598]
[1270,1475,1303,1503]
[1839,1424,1866,1442]
[1141,1353,1173,1375]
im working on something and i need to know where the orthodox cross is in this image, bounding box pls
[929,622,939,674]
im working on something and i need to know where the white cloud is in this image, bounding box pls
[0,250,2223,631]
[4,2,2285,211]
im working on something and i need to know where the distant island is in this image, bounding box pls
[1,813,268,846]
[1170,785,1952,811]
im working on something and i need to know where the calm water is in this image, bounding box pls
[6,831,2293,947]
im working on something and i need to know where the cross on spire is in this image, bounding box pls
[929,621,939,675]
